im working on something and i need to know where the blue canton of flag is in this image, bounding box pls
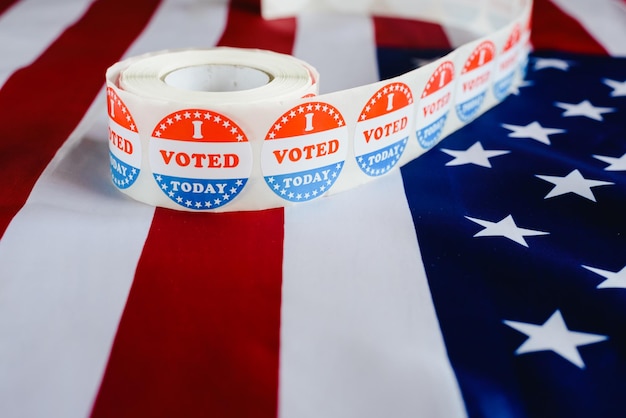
[400,53,626,418]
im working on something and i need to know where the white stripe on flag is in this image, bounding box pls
[123,0,229,57]
[0,0,94,88]
[281,14,464,416]
[293,11,379,93]
[280,171,467,418]
[0,1,229,417]
[550,0,626,56]
[0,109,155,418]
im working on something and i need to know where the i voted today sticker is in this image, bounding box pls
[415,60,455,149]
[493,24,521,100]
[149,109,252,210]
[354,82,413,176]
[107,87,141,189]
[455,41,495,122]
[261,102,348,202]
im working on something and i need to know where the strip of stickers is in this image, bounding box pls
[106,1,531,212]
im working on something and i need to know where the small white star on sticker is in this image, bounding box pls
[535,169,613,201]
[465,214,549,247]
[593,152,626,171]
[441,141,509,168]
[533,58,571,71]
[583,264,626,289]
[555,100,616,121]
[501,121,565,145]
[504,310,608,369]
[603,78,626,97]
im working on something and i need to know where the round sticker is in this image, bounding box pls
[107,87,141,189]
[416,61,455,149]
[493,25,521,100]
[354,82,413,176]
[262,102,348,202]
[149,109,252,210]
[455,41,495,122]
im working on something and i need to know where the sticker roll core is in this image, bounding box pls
[106,0,533,212]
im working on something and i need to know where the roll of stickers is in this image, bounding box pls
[106,0,532,212]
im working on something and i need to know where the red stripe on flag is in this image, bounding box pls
[0,0,161,239]
[531,0,609,55]
[218,0,296,53]
[91,1,291,417]
[0,0,20,16]
[373,16,451,50]
[91,209,285,418]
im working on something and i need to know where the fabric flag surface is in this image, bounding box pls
[0,0,625,417]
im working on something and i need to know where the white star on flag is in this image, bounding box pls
[554,100,616,121]
[535,169,614,201]
[504,310,608,369]
[441,141,510,168]
[603,78,626,97]
[593,153,626,171]
[501,121,565,145]
[465,214,549,247]
[533,58,571,71]
[510,80,533,95]
[582,265,626,289]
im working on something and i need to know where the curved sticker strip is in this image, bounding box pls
[105,0,533,212]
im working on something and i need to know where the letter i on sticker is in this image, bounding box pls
[355,82,413,176]
[416,61,454,149]
[107,87,141,189]
[149,109,252,210]
[493,24,521,101]
[261,102,348,202]
[455,41,495,122]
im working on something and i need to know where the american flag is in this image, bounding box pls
[0,0,625,417]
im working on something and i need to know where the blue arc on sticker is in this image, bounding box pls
[110,151,139,189]
[494,72,515,101]
[455,92,486,122]
[265,162,344,202]
[417,112,448,149]
[520,53,529,79]
[357,137,408,176]
[153,173,247,210]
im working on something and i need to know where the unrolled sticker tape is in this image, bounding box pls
[106,0,533,212]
